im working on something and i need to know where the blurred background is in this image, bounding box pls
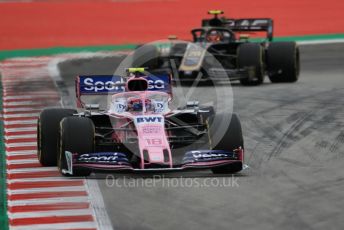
[1,0,344,50]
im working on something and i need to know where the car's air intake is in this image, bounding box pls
[127,78,148,91]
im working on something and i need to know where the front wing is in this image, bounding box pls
[63,149,244,174]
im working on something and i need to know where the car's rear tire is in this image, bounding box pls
[209,113,244,174]
[267,42,300,83]
[237,43,265,86]
[58,117,94,177]
[37,108,76,166]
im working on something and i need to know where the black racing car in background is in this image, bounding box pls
[133,10,300,85]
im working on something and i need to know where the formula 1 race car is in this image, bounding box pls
[37,68,244,176]
[135,10,300,85]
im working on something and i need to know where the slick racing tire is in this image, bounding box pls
[209,113,244,174]
[170,42,187,58]
[37,108,76,166]
[237,43,265,86]
[169,42,186,70]
[58,117,94,177]
[267,42,300,83]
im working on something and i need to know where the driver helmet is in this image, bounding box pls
[127,98,152,112]
[206,30,223,42]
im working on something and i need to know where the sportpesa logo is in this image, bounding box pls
[83,77,124,92]
[80,76,167,93]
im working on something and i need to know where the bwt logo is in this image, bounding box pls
[136,116,163,123]
[83,78,124,92]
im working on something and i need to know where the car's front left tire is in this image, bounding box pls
[237,43,265,86]
[208,113,244,174]
[267,42,300,83]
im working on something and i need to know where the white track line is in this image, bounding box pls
[8,197,90,206]
[5,127,36,132]
[5,143,37,147]
[7,168,58,173]
[9,221,97,230]
[4,101,52,106]
[3,95,58,100]
[7,177,83,183]
[298,38,344,45]
[3,92,59,97]
[7,186,87,195]
[8,209,94,219]
[4,114,39,118]
[3,107,43,112]
[5,135,37,140]
[5,131,37,135]
[7,159,38,164]
[5,150,37,156]
[5,120,37,125]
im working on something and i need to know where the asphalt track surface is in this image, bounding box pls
[58,43,344,230]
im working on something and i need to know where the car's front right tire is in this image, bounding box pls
[58,117,94,177]
[37,108,76,166]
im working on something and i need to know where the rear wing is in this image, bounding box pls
[202,18,274,41]
[75,74,172,108]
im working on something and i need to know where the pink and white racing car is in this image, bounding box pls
[37,68,244,176]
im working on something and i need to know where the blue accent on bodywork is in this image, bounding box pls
[79,75,124,94]
[76,152,131,165]
[182,150,238,164]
